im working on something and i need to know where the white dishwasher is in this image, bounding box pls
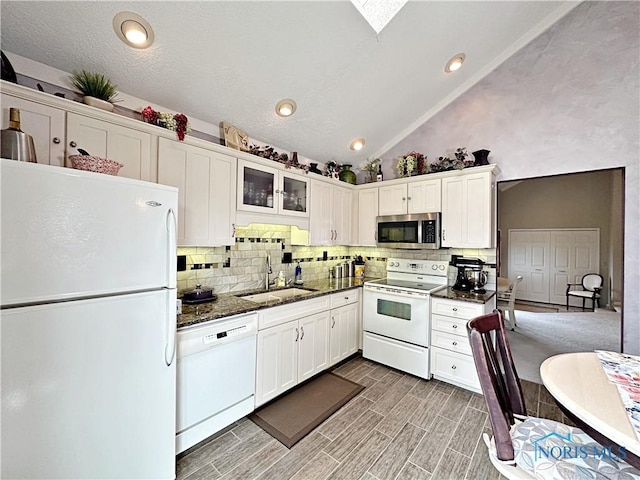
[176,311,258,454]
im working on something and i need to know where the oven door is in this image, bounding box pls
[363,285,430,346]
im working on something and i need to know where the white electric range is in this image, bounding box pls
[362,258,449,379]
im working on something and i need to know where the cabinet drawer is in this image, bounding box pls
[431,298,484,320]
[431,314,469,337]
[330,288,360,309]
[259,295,331,330]
[431,330,472,356]
[431,347,480,392]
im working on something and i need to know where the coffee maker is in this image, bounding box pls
[451,256,486,293]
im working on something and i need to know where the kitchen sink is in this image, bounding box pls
[238,288,316,303]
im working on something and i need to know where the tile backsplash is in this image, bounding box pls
[177,223,497,294]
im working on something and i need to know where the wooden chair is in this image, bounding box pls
[496,275,523,330]
[467,310,640,479]
[566,273,603,311]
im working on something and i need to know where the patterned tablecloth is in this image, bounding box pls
[596,350,640,441]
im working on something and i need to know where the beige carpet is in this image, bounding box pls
[249,373,364,448]
[507,309,622,383]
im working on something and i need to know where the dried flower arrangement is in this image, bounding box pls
[359,158,380,183]
[141,106,190,141]
[429,147,473,173]
[396,151,427,178]
[247,145,309,173]
[323,161,341,178]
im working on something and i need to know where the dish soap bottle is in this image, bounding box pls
[294,261,303,284]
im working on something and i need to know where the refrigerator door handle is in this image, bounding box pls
[165,290,177,366]
[166,208,177,288]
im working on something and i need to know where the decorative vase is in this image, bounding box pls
[338,164,356,185]
[309,162,322,174]
[472,149,490,166]
[82,96,114,112]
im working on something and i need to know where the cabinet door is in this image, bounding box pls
[158,137,236,246]
[332,185,352,245]
[1,94,65,167]
[66,113,153,181]
[407,179,441,213]
[236,159,278,214]
[329,303,359,366]
[309,180,333,245]
[255,321,299,407]
[441,172,493,248]
[298,312,331,382]
[280,173,309,217]
[358,187,378,246]
[378,184,408,215]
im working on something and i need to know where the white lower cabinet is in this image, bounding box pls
[430,297,494,393]
[255,289,362,407]
[329,289,361,366]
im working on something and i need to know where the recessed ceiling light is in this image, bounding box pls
[350,138,365,151]
[113,12,154,49]
[275,99,297,117]
[445,53,466,73]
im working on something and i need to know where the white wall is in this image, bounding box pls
[380,2,640,353]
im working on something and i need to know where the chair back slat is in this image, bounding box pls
[468,310,526,461]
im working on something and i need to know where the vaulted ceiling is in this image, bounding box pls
[1,1,578,164]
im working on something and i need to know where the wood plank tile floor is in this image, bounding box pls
[177,355,571,480]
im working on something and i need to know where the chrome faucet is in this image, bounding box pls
[265,254,273,290]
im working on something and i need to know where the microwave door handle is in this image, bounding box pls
[417,220,423,244]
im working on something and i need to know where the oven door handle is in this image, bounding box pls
[364,285,429,299]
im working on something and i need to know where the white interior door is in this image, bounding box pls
[509,230,551,302]
[549,230,600,305]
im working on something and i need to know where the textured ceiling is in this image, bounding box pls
[0,1,577,164]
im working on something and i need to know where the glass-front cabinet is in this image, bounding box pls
[237,159,309,217]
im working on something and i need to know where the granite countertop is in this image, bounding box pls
[431,287,496,304]
[178,277,375,329]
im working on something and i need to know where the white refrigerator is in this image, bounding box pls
[1,159,179,479]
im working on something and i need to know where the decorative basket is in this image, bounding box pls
[69,155,123,176]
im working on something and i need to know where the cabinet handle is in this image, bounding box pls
[300,326,304,340]
[452,341,458,346]
[52,137,61,144]
[344,296,349,300]
[442,229,446,241]
[451,365,457,370]
[295,328,299,342]
[332,317,336,328]
[452,324,458,329]
[275,189,280,194]
[402,197,406,201]
[407,197,411,201]
[232,223,236,238]
[452,307,457,312]
[374,231,377,240]
[69,141,77,148]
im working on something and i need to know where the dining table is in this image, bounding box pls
[540,352,640,469]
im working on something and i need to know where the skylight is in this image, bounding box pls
[350,0,408,34]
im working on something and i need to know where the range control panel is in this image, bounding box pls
[387,258,449,275]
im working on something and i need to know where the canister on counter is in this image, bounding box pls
[354,256,365,278]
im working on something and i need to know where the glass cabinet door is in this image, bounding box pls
[238,160,277,213]
[280,175,308,216]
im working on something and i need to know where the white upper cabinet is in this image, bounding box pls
[310,179,352,246]
[378,178,441,216]
[358,187,378,246]
[158,137,236,246]
[66,113,154,181]
[1,93,66,167]
[236,159,309,218]
[441,170,494,248]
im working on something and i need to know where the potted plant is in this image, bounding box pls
[71,70,119,112]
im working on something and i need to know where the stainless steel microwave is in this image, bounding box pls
[376,212,441,249]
